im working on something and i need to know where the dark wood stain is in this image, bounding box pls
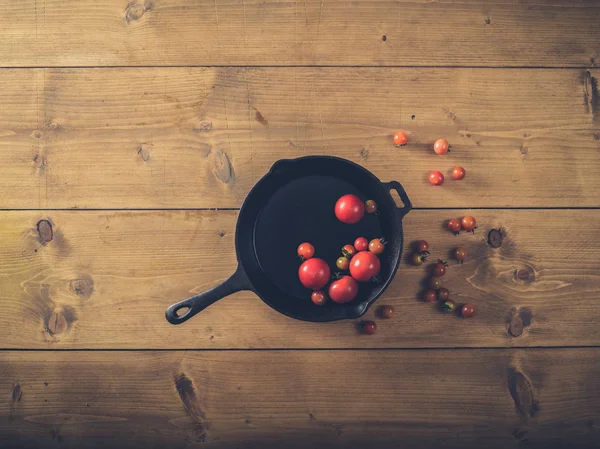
[36,220,53,244]
[507,367,538,419]
[45,306,78,337]
[254,108,269,126]
[11,383,22,403]
[487,228,503,248]
[125,0,153,23]
[69,275,94,301]
[213,150,234,184]
[174,373,208,439]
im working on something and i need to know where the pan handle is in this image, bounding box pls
[165,265,250,325]
[384,181,412,217]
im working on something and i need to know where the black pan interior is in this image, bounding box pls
[235,157,404,321]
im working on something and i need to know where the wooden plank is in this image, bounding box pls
[0,0,598,67]
[0,67,599,209]
[1,349,599,448]
[1,209,599,349]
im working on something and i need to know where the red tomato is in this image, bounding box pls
[452,166,466,180]
[437,288,450,301]
[417,240,429,253]
[423,289,437,302]
[311,291,327,306]
[365,200,377,214]
[393,131,408,146]
[335,194,365,224]
[461,216,477,232]
[368,239,385,255]
[298,258,331,290]
[379,305,394,318]
[432,260,448,277]
[433,139,449,155]
[328,276,359,304]
[349,251,381,282]
[429,171,444,186]
[354,237,368,252]
[447,219,461,234]
[297,242,315,259]
[342,244,356,258]
[454,247,467,263]
[461,303,475,318]
[362,320,377,335]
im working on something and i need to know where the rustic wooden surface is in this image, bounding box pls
[2,0,600,447]
[2,349,600,448]
[0,68,599,208]
[1,209,599,349]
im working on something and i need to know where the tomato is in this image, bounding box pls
[433,139,450,155]
[437,287,449,301]
[336,257,350,270]
[461,216,477,232]
[461,303,475,318]
[441,299,456,313]
[432,260,448,277]
[416,240,429,253]
[379,305,394,318]
[349,251,381,282]
[368,238,385,255]
[297,242,315,260]
[328,276,359,304]
[335,194,365,224]
[447,219,461,235]
[393,131,408,146]
[362,320,377,335]
[429,171,444,186]
[454,247,467,264]
[298,258,331,290]
[342,244,356,258]
[423,289,437,302]
[428,277,442,290]
[452,166,466,180]
[411,253,427,266]
[354,237,368,252]
[365,200,377,214]
[311,290,327,306]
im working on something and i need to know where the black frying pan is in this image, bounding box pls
[165,156,411,324]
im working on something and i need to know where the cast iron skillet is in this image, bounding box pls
[165,156,411,324]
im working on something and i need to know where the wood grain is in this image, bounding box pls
[0,0,598,67]
[0,68,599,209]
[1,349,599,448]
[1,209,599,349]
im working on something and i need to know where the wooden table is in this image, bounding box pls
[1,1,600,447]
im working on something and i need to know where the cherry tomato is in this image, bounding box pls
[437,287,450,301]
[349,251,381,282]
[429,171,444,186]
[461,303,475,318]
[428,277,442,290]
[441,299,456,313]
[311,290,327,306]
[362,320,377,335]
[447,219,461,235]
[336,257,350,270]
[342,244,356,258]
[452,166,466,180]
[454,247,467,264]
[298,258,331,290]
[368,239,385,255]
[328,276,359,304]
[411,253,427,266]
[335,194,365,224]
[432,260,448,277]
[417,240,429,253]
[423,289,437,302]
[461,216,477,232]
[379,305,394,318]
[297,242,314,260]
[393,131,408,146]
[354,237,368,252]
[365,200,377,214]
[433,139,450,155]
